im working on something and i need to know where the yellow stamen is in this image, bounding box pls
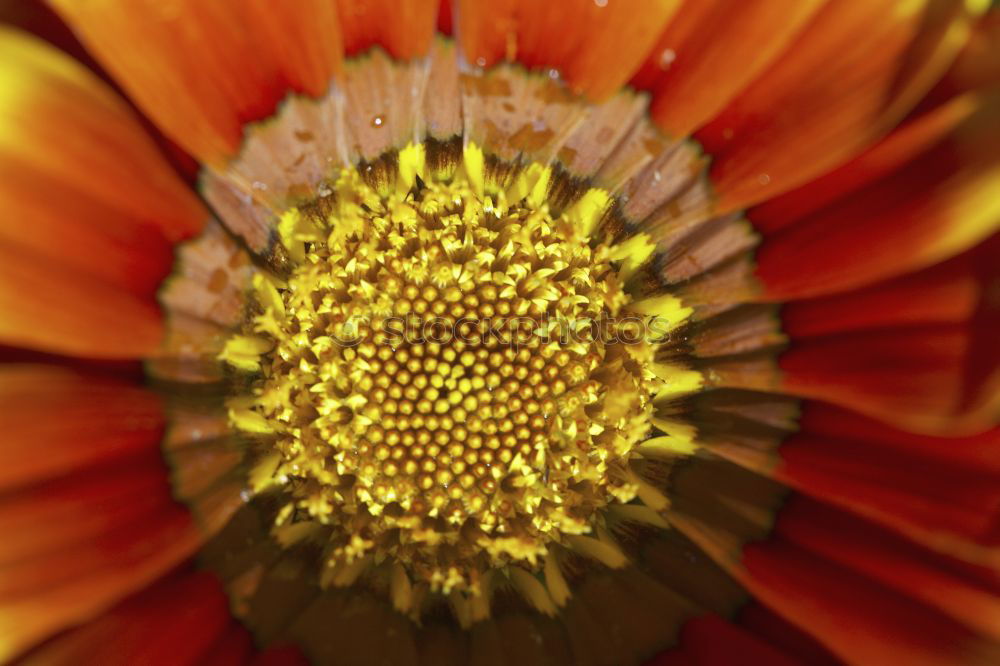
[222,142,697,609]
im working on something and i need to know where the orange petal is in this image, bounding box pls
[634,0,824,139]
[741,537,1000,665]
[0,27,206,242]
[17,571,235,666]
[0,365,163,490]
[0,347,143,379]
[0,158,176,298]
[754,93,1000,300]
[247,0,343,97]
[0,243,165,358]
[336,0,438,59]
[51,0,344,164]
[697,0,984,212]
[455,0,680,100]
[748,91,981,236]
[0,28,213,357]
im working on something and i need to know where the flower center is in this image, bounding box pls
[222,143,682,606]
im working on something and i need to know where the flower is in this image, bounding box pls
[0,0,998,664]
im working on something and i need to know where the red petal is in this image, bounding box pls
[0,507,201,662]
[800,401,1000,472]
[741,538,1000,665]
[17,571,235,666]
[774,419,1000,566]
[754,93,1000,300]
[780,319,998,434]
[648,614,801,666]
[249,646,312,666]
[437,0,454,35]
[698,0,983,212]
[780,250,983,339]
[0,0,99,71]
[0,454,171,565]
[195,626,253,666]
[774,497,1000,640]
[738,604,841,666]
[0,366,206,660]
[0,365,163,490]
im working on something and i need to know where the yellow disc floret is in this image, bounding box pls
[222,143,694,611]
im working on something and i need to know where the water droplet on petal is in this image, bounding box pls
[252,180,268,191]
[658,49,676,69]
[371,115,384,128]
[758,173,771,185]
[475,56,487,67]
[594,0,608,7]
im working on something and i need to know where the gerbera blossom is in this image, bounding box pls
[0,0,998,663]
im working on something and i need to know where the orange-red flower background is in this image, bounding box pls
[0,1,998,664]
